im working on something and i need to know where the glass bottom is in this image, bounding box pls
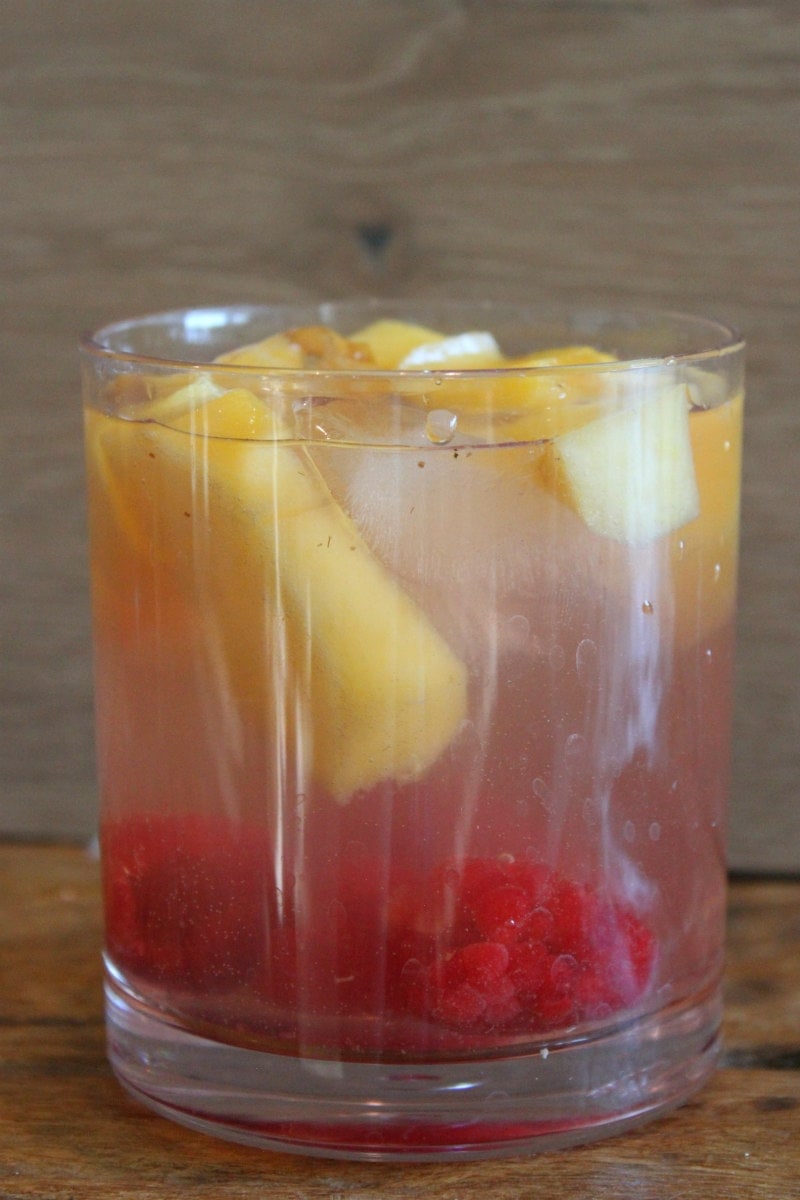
[105,975,721,1161]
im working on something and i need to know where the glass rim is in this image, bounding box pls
[79,301,745,378]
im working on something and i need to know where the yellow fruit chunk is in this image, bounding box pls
[510,345,617,371]
[483,346,617,439]
[215,326,374,370]
[214,332,305,369]
[673,393,743,643]
[89,385,468,802]
[85,408,153,561]
[349,319,445,369]
[391,332,616,441]
[141,373,223,422]
[546,384,700,545]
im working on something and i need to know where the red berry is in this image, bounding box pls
[459,857,510,905]
[482,974,523,1027]
[536,989,578,1029]
[619,907,658,988]
[504,860,553,904]
[447,941,510,990]
[548,879,593,954]
[471,884,532,943]
[508,939,549,1000]
[434,981,487,1029]
[102,814,267,990]
[520,905,555,944]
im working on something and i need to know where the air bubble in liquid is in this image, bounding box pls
[576,638,598,686]
[507,613,530,642]
[549,644,566,672]
[425,409,458,444]
[564,732,587,764]
[623,820,636,843]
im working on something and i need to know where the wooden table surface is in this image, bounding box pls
[1,842,798,1199]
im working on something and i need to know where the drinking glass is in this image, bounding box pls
[81,301,744,1160]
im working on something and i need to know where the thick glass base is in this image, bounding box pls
[105,976,721,1161]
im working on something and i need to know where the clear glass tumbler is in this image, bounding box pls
[81,301,744,1160]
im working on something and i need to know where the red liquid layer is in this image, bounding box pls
[104,812,656,1059]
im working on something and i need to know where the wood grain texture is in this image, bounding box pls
[1,843,798,1198]
[1,1,799,866]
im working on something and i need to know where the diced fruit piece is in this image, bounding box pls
[214,331,306,368]
[398,331,504,370]
[90,386,468,802]
[349,319,445,369]
[102,813,271,990]
[474,345,617,440]
[672,393,743,645]
[214,325,375,370]
[396,853,656,1034]
[139,373,223,422]
[509,345,617,371]
[471,884,533,944]
[546,384,700,544]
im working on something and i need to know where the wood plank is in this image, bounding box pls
[2,1,799,867]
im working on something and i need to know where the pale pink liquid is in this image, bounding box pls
[91,418,736,1063]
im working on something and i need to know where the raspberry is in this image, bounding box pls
[447,941,510,990]
[619,907,658,989]
[535,988,578,1028]
[508,939,549,1000]
[471,884,532,943]
[420,951,522,1033]
[434,981,487,1028]
[482,974,523,1027]
[504,859,553,904]
[102,813,268,990]
[573,966,615,1018]
[521,905,555,943]
[459,857,510,906]
[548,879,594,955]
[548,951,581,992]
[394,854,657,1039]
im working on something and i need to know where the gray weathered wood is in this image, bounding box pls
[2,1,798,867]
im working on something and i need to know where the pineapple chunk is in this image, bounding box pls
[214,331,306,369]
[509,345,617,371]
[349,319,444,368]
[90,385,468,802]
[215,326,376,370]
[549,384,700,544]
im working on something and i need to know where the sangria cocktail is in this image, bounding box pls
[82,302,743,1159]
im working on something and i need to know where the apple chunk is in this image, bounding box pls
[551,384,700,544]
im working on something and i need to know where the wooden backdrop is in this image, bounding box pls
[2,0,798,870]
